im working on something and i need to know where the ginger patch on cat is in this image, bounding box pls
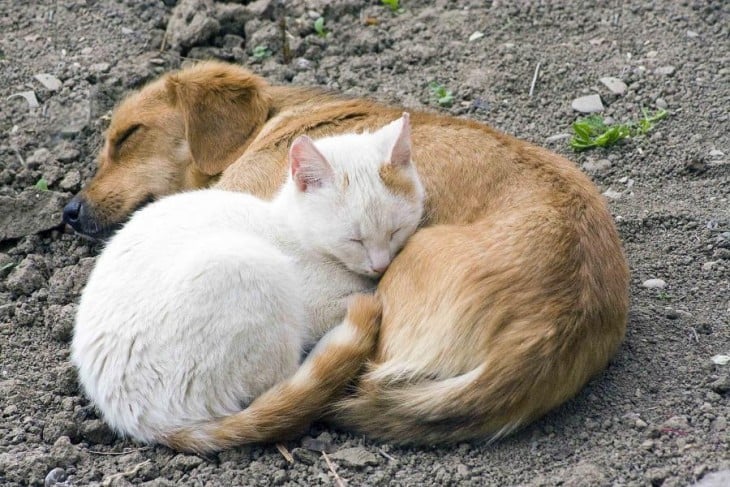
[379,163,418,200]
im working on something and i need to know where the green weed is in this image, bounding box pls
[314,17,327,38]
[381,0,404,13]
[570,109,668,152]
[252,45,271,61]
[429,82,454,108]
[35,178,48,191]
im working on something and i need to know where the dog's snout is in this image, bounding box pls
[63,195,84,225]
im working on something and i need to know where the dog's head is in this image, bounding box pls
[63,61,271,239]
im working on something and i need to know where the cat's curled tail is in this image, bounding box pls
[164,294,381,454]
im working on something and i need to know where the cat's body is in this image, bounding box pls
[72,115,423,449]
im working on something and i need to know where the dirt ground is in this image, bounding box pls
[1,0,728,485]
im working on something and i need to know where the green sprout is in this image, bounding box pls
[570,109,668,152]
[252,45,271,61]
[429,82,454,108]
[381,0,404,13]
[35,178,49,191]
[314,17,327,38]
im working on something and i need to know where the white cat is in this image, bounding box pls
[71,113,424,452]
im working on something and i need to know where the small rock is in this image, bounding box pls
[635,419,648,429]
[5,254,47,296]
[329,447,380,468]
[646,467,672,485]
[703,261,719,271]
[571,94,604,113]
[582,159,612,173]
[0,188,67,241]
[711,354,730,365]
[51,436,81,465]
[55,142,80,163]
[602,189,622,200]
[166,0,221,50]
[655,66,676,76]
[655,97,668,109]
[167,454,204,472]
[121,27,134,35]
[293,57,312,71]
[545,133,571,143]
[562,462,609,487]
[26,148,52,168]
[468,31,484,42]
[710,373,730,393]
[34,74,63,91]
[8,90,40,109]
[662,415,689,431]
[291,448,319,465]
[693,470,730,487]
[708,149,725,158]
[90,62,110,73]
[686,30,699,38]
[42,416,78,444]
[44,467,67,487]
[599,77,627,95]
[642,278,666,289]
[81,419,116,445]
[711,416,727,431]
[59,170,81,192]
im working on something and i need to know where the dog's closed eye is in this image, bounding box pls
[111,124,143,156]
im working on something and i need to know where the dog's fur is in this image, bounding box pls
[70,61,629,448]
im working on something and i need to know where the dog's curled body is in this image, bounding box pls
[69,61,630,449]
[72,115,423,451]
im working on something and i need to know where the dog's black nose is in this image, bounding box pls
[63,195,84,226]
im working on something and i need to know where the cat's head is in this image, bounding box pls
[285,113,424,278]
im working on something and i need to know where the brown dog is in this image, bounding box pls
[66,61,629,451]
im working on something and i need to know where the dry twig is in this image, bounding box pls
[322,451,347,487]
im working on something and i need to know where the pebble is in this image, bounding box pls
[693,470,730,487]
[582,159,612,173]
[44,467,67,487]
[167,454,204,472]
[545,133,571,143]
[329,446,380,468]
[642,278,666,289]
[599,77,627,95]
[710,354,730,365]
[571,94,604,113]
[708,149,724,157]
[602,189,622,200]
[34,73,62,91]
[655,97,668,109]
[686,30,699,38]
[166,0,221,50]
[121,27,134,35]
[702,261,718,271]
[8,90,40,109]
[59,169,81,192]
[635,419,648,429]
[5,255,47,296]
[81,419,116,445]
[655,65,676,76]
[710,373,730,393]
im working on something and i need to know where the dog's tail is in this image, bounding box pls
[329,311,621,445]
[164,294,381,454]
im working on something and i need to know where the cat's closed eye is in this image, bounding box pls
[349,238,364,245]
[389,228,403,240]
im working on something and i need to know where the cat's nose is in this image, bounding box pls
[369,249,391,275]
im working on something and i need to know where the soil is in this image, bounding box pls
[1,0,728,486]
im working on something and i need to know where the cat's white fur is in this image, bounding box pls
[71,114,424,444]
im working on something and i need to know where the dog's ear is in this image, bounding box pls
[166,62,272,176]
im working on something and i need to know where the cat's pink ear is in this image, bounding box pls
[289,136,334,192]
[389,112,412,167]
